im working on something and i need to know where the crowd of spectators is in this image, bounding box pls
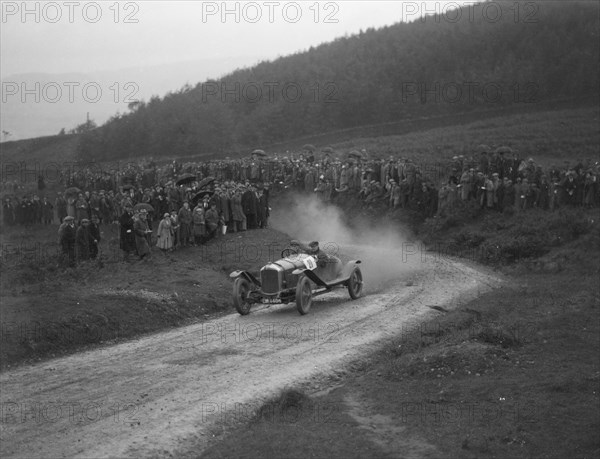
[1,145,598,264]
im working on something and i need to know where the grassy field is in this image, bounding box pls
[330,105,599,166]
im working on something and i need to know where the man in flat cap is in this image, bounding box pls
[59,216,76,266]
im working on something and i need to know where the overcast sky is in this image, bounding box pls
[1,1,474,77]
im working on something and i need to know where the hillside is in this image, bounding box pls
[1,105,597,176]
[74,0,599,161]
[0,134,80,165]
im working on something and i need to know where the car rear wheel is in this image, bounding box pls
[295,276,313,315]
[233,277,252,315]
[347,267,363,299]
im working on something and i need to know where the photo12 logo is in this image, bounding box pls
[400,1,540,24]
[200,1,340,24]
[400,81,540,105]
[1,2,140,24]
[2,81,140,104]
[199,81,338,104]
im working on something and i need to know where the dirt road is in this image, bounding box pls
[0,250,501,458]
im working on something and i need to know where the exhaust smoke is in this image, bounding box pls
[270,194,423,292]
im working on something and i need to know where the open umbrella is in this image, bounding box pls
[197,176,215,189]
[348,150,362,159]
[133,203,154,212]
[191,190,214,206]
[252,149,267,157]
[64,187,81,197]
[495,146,513,154]
[302,144,316,152]
[476,144,491,154]
[176,173,197,186]
[121,184,135,191]
[322,147,334,153]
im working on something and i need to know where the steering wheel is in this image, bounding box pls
[281,247,299,258]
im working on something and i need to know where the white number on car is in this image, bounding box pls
[303,256,317,271]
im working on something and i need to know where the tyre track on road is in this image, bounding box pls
[0,255,501,458]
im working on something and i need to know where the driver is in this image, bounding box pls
[289,240,338,266]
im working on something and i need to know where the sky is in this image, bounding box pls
[1,1,476,77]
[1,1,476,139]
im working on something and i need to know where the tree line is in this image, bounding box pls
[77,0,600,161]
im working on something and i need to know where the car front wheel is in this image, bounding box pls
[233,277,252,315]
[295,276,313,315]
[347,267,363,299]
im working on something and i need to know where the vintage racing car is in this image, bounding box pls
[230,240,363,315]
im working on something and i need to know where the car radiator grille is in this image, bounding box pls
[261,269,280,294]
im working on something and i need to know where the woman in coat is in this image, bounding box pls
[133,209,152,260]
[156,213,174,252]
[192,206,206,245]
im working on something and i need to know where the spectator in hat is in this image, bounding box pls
[584,170,598,208]
[59,216,76,266]
[76,219,93,261]
[389,180,400,209]
[3,198,15,225]
[231,187,245,232]
[257,187,269,228]
[41,196,54,225]
[537,175,550,210]
[178,202,192,247]
[55,192,67,223]
[119,204,136,261]
[157,212,174,252]
[89,215,101,259]
[205,201,220,240]
[192,206,206,245]
[170,210,180,249]
[563,172,578,206]
[242,185,258,229]
[133,209,152,260]
[75,193,87,223]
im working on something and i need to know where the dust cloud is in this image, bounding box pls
[270,194,426,292]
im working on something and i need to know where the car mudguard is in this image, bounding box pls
[295,268,329,287]
[229,270,261,287]
[340,260,362,280]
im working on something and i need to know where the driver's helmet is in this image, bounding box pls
[307,241,320,255]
